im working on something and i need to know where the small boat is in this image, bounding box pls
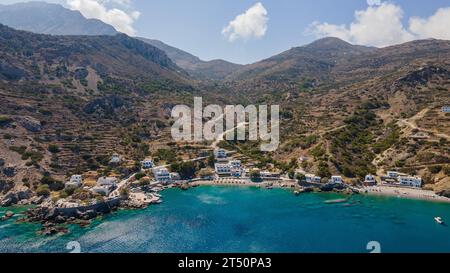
[294,191,300,196]
[435,217,444,225]
[324,198,348,204]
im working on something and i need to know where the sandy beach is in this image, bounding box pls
[360,185,450,203]
[190,179,450,204]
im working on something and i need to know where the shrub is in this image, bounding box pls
[48,145,60,153]
[36,184,50,197]
[428,165,442,174]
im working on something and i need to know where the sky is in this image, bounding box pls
[1,0,450,64]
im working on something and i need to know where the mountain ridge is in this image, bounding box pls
[0,1,118,36]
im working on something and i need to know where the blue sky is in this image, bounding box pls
[2,0,450,64]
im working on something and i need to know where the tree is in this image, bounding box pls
[170,161,197,179]
[295,173,306,183]
[207,154,215,168]
[48,144,60,153]
[249,169,261,182]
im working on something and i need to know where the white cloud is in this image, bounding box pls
[409,7,450,40]
[366,0,381,6]
[308,2,450,47]
[66,0,140,36]
[222,2,268,42]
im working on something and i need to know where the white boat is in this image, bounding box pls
[434,217,444,225]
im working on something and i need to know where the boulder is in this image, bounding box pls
[44,208,59,220]
[2,167,16,177]
[17,116,42,132]
[1,210,14,221]
[5,211,14,218]
[54,215,67,224]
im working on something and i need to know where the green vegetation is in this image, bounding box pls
[329,108,378,178]
[154,149,176,162]
[48,144,60,153]
[40,175,64,191]
[170,161,197,180]
[36,184,50,197]
[0,116,13,127]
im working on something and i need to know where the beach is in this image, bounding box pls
[360,185,450,203]
[191,179,450,204]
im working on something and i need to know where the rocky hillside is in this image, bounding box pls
[139,38,242,80]
[0,24,202,195]
[0,2,117,36]
[218,38,450,194]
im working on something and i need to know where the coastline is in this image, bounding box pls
[189,179,450,204]
[357,185,450,203]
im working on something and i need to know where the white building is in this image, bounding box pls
[399,176,422,188]
[214,149,227,160]
[442,106,450,113]
[97,176,118,186]
[109,153,122,165]
[141,159,154,169]
[66,175,83,188]
[153,167,171,182]
[229,160,241,169]
[305,173,321,183]
[91,185,115,196]
[215,163,231,176]
[364,174,377,186]
[387,171,400,179]
[331,176,344,184]
[260,171,281,180]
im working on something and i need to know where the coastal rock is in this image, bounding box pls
[1,210,15,221]
[5,211,14,218]
[30,196,45,205]
[1,188,33,207]
[44,208,59,220]
[54,215,67,224]
[39,225,69,236]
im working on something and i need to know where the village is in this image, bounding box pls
[50,145,441,213]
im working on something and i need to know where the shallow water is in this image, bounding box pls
[1,186,450,253]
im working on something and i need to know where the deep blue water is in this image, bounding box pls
[1,186,450,253]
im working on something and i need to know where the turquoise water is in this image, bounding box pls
[1,186,450,253]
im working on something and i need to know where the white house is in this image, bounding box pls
[97,176,118,186]
[442,106,450,113]
[66,175,83,188]
[387,171,400,179]
[260,171,281,180]
[331,176,344,184]
[399,176,422,188]
[364,174,377,186]
[109,153,122,165]
[215,163,231,176]
[305,173,321,183]
[229,160,241,169]
[141,159,154,169]
[153,167,171,182]
[91,185,115,196]
[214,149,227,160]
